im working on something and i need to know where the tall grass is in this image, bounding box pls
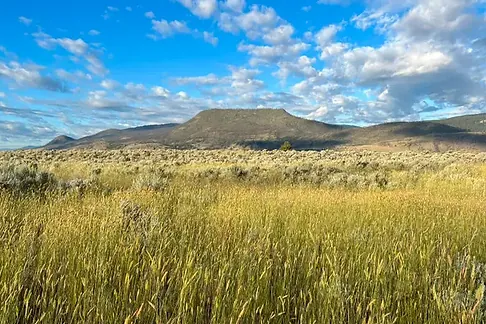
[1,160,486,322]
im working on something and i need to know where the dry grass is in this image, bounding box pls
[1,149,486,323]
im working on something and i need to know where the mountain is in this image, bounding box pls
[41,109,486,151]
[44,135,76,149]
[163,109,351,149]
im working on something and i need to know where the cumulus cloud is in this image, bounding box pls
[274,56,317,81]
[152,86,170,97]
[288,0,486,123]
[147,15,219,46]
[263,24,295,45]
[176,0,218,19]
[238,42,310,66]
[315,24,342,48]
[223,0,246,13]
[150,19,191,38]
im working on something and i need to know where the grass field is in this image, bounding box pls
[2,149,486,323]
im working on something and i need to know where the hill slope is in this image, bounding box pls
[44,135,76,150]
[45,124,178,149]
[41,109,486,151]
[432,113,486,132]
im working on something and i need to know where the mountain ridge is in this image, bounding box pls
[41,109,486,151]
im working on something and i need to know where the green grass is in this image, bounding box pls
[2,157,486,323]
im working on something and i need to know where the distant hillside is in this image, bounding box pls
[45,123,178,150]
[41,109,486,151]
[333,121,486,151]
[433,113,486,132]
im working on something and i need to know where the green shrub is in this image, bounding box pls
[280,141,292,151]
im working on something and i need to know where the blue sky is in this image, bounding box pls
[1,0,486,148]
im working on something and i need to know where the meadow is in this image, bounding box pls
[2,148,486,323]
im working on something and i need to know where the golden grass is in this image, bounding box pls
[1,149,486,322]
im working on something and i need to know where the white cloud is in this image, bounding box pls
[100,79,119,90]
[238,42,310,66]
[306,106,329,119]
[57,38,89,56]
[394,0,480,42]
[263,24,295,45]
[172,66,265,97]
[319,42,348,60]
[177,91,189,99]
[18,16,32,26]
[152,86,170,97]
[0,61,69,92]
[235,5,280,39]
[151,19,191,38]
[302,6,312,12]
[203,32,219,46]
[126,6,133,12]
[286,0,486,122]
[315,24,342,48]
[124,82,146,100]
[0,92,5,98]
[145,11,155,19]
[176,0,218,19]
[274,56,317,81]
[107,6,119,12]
[173,73,221,86]
[223,0,246,13]
[88,30,101,36]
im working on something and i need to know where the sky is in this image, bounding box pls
[1,0,486,148]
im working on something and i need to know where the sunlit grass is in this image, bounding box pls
[1,150,486,322]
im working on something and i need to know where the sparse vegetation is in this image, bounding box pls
[2,148,486,322]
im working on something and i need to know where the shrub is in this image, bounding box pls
[0,164,58,196]
[280,141,292,151]
[132,169,172,191]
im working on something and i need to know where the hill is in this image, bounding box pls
[44,135,76,150]
[46,124,179,149]
[333,121,486,151]
[163,109,350,149]
[432,113,486,132]
[41,109,486,151]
